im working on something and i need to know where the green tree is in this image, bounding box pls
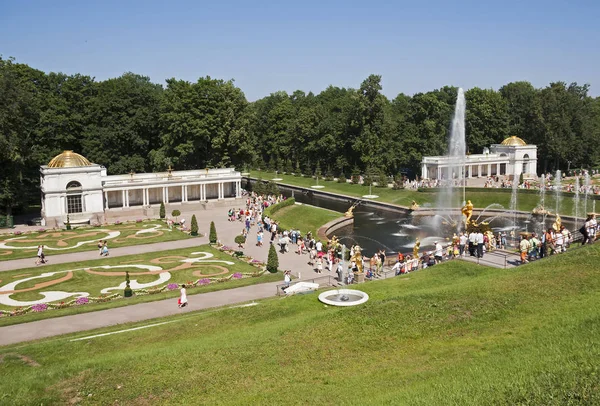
[465,87,509,153]
[159,202,166,219]
[267,244,279,273]
[190,214,198,236]
[171,209,181,223]
[209,221,217,244]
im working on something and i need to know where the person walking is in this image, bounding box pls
[35,245,46,265]
[178,284,188,308]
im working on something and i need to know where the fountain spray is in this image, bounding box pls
[573,176,580,220]
[584,171,590,217]
[554,170,562,216]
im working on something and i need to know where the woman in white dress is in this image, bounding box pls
[178,284,188,308]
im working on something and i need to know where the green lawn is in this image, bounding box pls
[0,220,192,261]
[270,203,341,238]
[0,245,279,327]
[2,243,599,404]
[251,170,599,217]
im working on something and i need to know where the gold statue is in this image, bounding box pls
[350,245,363,273]
[329,235,340,249]
[461,200,474,227]
[344,206,354,218]
[552,214,562,231]
[413,238,420,258]
[410,200,420,211]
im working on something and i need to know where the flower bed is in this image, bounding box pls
[0,293,121,317]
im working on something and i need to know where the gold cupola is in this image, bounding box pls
[47,151,92,168]
[500,136,527,146]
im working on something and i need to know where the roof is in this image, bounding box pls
[500,136,527,146]
[47,151,92,168]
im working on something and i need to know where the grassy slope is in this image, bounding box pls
[270,204,341,237]
[2,244,599,405]
[0,221,192,261]
[0,245,280,327]
[251,171,592,216]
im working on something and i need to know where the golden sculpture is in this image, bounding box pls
[329,235,340,249]
[350,245,364,273]
[413,238,420,258]
[552,214,562,232]
[461,200,474,227]
[410,200,420,211]
[344,206,355,218]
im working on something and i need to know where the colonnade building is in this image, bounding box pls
[420,136,538,181]
[40,151,242,226]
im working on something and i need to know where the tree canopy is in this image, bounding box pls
[1,55,599,214]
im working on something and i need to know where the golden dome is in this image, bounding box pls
[47,151,92,168]
[500,136,527,146]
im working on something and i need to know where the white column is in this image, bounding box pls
[477,165,482,178]
[237,181,241,197]
[201,184,205,201]
[218,182,223,199]
[104,192,109,209]
[487,164,491,177]
[121,190,126,208]
[182,185,186,202]
[142,188,146,206]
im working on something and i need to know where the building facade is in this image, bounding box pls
[40,151,243,226]
[421,136,538,181]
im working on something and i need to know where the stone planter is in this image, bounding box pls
[354,273,366,284]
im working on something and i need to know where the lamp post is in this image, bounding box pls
[567,160,572,175]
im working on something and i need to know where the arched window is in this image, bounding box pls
[522,154,530,174]
[66,181,83,213]
[499,153,508,158]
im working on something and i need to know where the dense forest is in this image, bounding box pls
[1,56,600,213]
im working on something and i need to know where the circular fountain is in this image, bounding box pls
[318,289,369,307]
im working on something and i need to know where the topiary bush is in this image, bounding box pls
[267,244,279,273]
[190,214,198,236]
[209,221,217,244]
[171,209,181,223]
[159,202,166,219]
[124,271,133,298]
[65,215,71,230]
[235,234,246,246]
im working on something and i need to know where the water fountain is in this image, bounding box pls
[554,170,562,215]
[509,170,519,243]
[573,176,580,220]
[436,88,466,216]
[584,171,590,217]
[318,289,369,307]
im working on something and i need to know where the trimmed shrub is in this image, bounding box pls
[267,244,279,273]
[65,215,71,230]
[519,172,524,185]
[171,209,181,222]
[190,215,198,236]
[263,198,295,217]
[235,234,246,245]
[159,202,166,219]
[209,221,218,244]
[124,271,133,297]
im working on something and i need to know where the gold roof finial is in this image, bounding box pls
[47,150,92,168]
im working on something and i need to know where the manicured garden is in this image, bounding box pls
[2,243,599,404]
[0,220,192,261]
[0,245,279,327]
[250,170,599,216]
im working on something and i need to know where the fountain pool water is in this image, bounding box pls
[319,289,369,307]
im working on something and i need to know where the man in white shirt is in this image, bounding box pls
[476,231,484,258]
[468,232,477,256]
[434,241,443,264]
[459,232,468,257]
[315,240,323,253]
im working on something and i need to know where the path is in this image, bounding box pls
[0,281,282,346]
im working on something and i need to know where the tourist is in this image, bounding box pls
[468,231,477,256]
[178,284,188,308]
[283,270,291,290]
[336,260,344,282]
[501,232,507,249]
[97,240,103,255]
[589,214,597,243]
[476,230,485,258]
[528,233,540,261]
[392,260,402,276]
[561,226,571,250]
[554,228,564,253]
[519,235,530,264]
[369,255,376,275]
[581,216,591,245]
[434,241,443,264]
[35,245,46,265]
[378,249,386,275]
[316,257,323,274]
[545,228,556,255]
[315,240,323,253]
[256,231,263,247]
[101,241,109,256]
[459,232,467,256]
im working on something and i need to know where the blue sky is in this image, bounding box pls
[1,0,599,100]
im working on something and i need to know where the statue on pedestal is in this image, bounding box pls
[552,214,562,232]
[413,238,420,258]
[461,200,474,227]
[410,200,420,211]
[344,206,355,218]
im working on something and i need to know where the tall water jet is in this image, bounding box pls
[584,171,590,217]
[509,170,519,245]
[573,176,580,220]
[436,88,466,215]
[554,170,562,216]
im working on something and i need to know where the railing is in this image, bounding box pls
[276,274,337,296]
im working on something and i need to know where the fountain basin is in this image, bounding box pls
[318,289,369,307]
